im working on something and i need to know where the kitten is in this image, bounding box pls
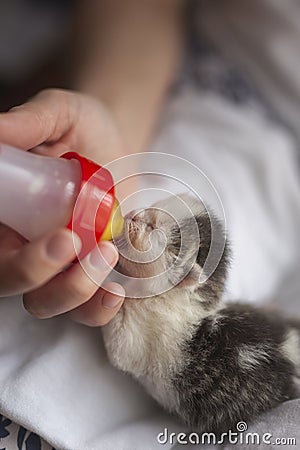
[102,194,300,433]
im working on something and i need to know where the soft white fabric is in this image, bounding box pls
[1,1,300,449]
[0,296,184,450]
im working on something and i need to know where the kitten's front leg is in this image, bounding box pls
[102,297,168,378]
[102,299,145,375]
[102,293,200,413]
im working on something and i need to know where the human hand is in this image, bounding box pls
[0,89,127,325]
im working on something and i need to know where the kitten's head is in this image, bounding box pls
[114,194,229,303]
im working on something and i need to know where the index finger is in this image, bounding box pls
[0,89,80,150]
[23,241,119,319]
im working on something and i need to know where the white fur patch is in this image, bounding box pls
[102,291,220,412]
[280,329,300,370]
[238,345,270,370]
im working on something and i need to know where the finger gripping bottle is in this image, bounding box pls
[0,144,124,258]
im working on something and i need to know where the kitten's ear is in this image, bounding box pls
[177,263,202,289]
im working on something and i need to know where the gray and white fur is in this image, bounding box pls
[102,194,300,433]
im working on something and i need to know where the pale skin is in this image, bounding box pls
[0,0,183,326]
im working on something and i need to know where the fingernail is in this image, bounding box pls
[87,242,118,270]
[46,230,81,262]
[102,290,124,309]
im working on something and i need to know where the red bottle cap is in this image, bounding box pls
[62,152,115,259]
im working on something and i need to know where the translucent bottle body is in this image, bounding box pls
[0,144,82,240]
[0,144,124,259]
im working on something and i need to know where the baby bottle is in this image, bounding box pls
[0,144,124,258]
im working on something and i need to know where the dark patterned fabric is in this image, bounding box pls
[0,415,55,450]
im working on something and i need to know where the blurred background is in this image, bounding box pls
[0,0,74,111]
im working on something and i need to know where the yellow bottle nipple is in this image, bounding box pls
[100,198,124,241]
